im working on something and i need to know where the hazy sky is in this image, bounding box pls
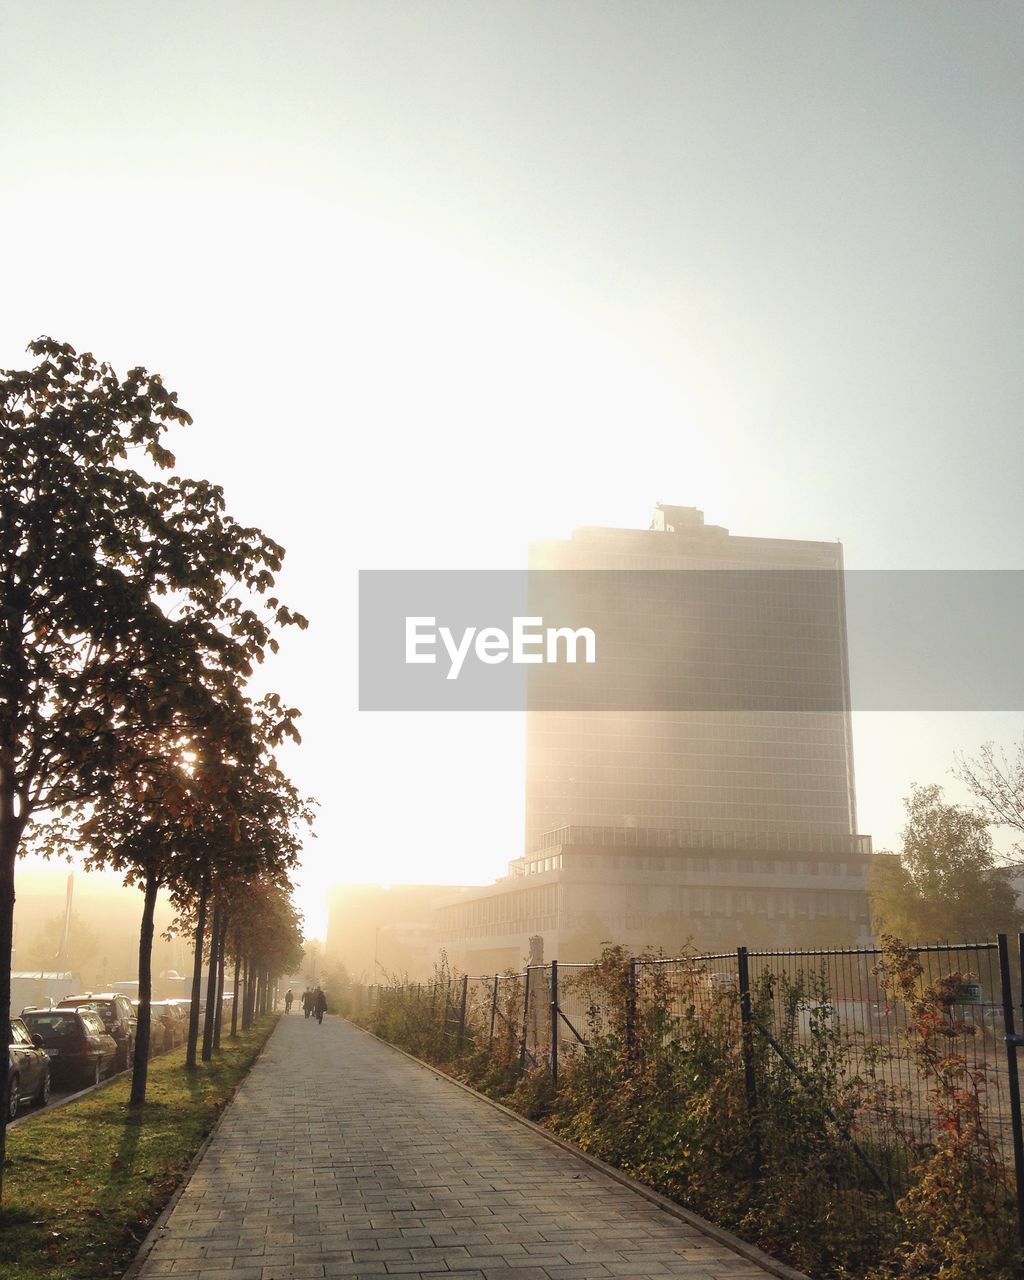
[4,3,1023,936]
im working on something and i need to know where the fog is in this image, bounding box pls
[4,4,1023,941]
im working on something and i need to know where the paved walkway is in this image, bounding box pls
[135,1015,777,1280]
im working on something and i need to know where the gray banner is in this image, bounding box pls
[358,569,1024,711]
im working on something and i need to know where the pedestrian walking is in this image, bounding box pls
[314,986,327,1025]
[284,989,294,1014]
[302,988,312,1019]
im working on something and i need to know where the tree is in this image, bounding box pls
[0,338,305,1194]
[51,690,312,1101]
[560,911,618,963]
[301,938,323,984]
[21,910,102,977]
[956,737,1024,848]
[177,732,313,1067]
[225,878,304,1030]
[869,784,1021,943]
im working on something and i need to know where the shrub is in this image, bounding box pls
[356,937,1023,1280]
[867,938,1021,1280]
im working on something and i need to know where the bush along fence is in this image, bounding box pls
[345,935,1024,1280]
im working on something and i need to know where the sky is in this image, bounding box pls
[3,2,1023,938]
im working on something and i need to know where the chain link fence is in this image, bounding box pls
[345,935,1024,1272]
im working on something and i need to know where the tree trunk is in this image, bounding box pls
[130,872,159,1105]
[230,952,240,1038]
[246,956,255,1030]
[202,899,222,1061]
[0,800,25,1206]
[186,877,209,1069]
[213,911,228,1051]
[241,955,250,1031]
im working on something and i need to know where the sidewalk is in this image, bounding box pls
[133,1014,781,1280]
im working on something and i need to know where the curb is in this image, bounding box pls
[7,1062,129,1130]
[120,1017,282,1280]
[349,1018,811,1280]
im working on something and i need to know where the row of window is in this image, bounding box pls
[530,787,849,805]
[527,727,849,747]
[531,582,843,605]
[440,889,868,940]
[536,751,849,771]
[531,803,850,825]
[531,826,870,852]
[541,550,840,571]
[533,767,850,787]
[517,852,866,878]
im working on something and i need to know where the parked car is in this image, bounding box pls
[130,1001,158,1057]
[153,1001,188,1049]
[20,1008,118,1088]
[131,1000,186,1054]
[163,998,194,1027]
[7,1018,51,1122]
[56,993,137,1071]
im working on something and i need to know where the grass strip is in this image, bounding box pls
[0,1014,279,1279]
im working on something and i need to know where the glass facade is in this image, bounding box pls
[525,507,860,852]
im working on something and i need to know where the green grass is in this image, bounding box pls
[0,1015,279,1279]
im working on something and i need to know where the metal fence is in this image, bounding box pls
[353,934,1024,1259]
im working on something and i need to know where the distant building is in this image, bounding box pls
[10,971,81,1013]
[438,825,872,970]
[325,884,478,982]
[438,504,872,970]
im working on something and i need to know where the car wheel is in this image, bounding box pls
[36,1067,50,1107]
[6,1074,18,1124]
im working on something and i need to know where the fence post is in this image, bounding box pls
[737,946,760,1172]
[998,933,1024,1256]
[550,960,559,1086]
[489,974,498,1051]
[1018,932,1024,1027]
[625,957,638,1060]
[519,967,532,1074]
[457,974,469,1055]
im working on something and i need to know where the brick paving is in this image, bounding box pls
[133,1014,777,1280]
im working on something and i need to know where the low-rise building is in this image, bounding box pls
[437,824,872,972]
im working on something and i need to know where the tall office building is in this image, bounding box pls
[436,505,871,969]
[525,503,858,849]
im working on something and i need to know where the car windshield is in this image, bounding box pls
[23,1013,83,1038]
[64,1001,114,1027]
